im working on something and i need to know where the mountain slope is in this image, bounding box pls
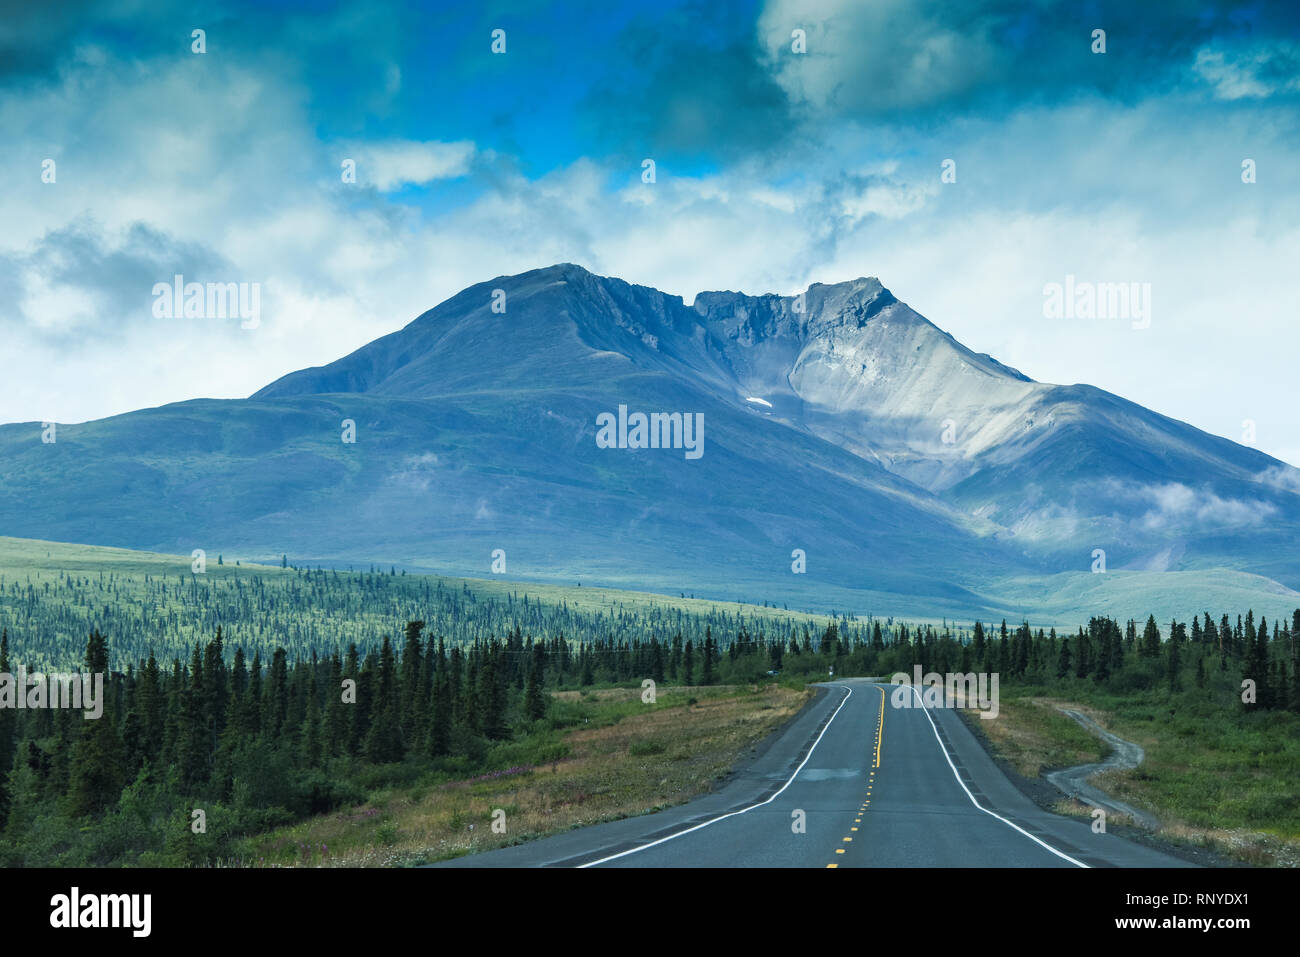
[2,262,1297,618]
[687,276,1300,579]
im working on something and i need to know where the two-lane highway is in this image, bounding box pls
[439,678,1191,867]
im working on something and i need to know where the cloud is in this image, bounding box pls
[1,219,235,342]
[826,169,937,224]
[346,140,477,190]
[580,1,794,160]
[759,0,1010,116]
[1136,483,1276,530]
[1193,41,1300,99]
[756,0,1300,121]
[1260,465,1300,495]
[0,0,140,79]
[390,452,441,491]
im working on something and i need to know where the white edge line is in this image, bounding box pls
[904,682,1089,869]
[576,683,854,867]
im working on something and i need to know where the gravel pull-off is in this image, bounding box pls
[1044,709,1161,830]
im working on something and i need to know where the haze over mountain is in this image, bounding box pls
[4,263,1298,623]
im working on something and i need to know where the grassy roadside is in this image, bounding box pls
[232,682,812,866]
[966,696,1110,779]
[965,689,1300,866]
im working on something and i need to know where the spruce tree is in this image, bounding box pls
[524,640,547,721]
[1253,616,1271,708]
[67,629,125,817]
[179,642,208,789]
[1074,630,1091,678]
[246,651,263,736]
[365,636,403,762]
[1140,616,1161,658]
[324,651,347,757]
[399,620,425,747]
[1167,623,1182,691]
[429,669,452,757]
[477,643,509,740]
[650,639,666,684]
[266,648,289,738]
[354,648,378,754]
[303,672,322,767]
[971,621,986,667]
[0,630,12,827]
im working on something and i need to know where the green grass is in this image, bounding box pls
[972,695,1110,779]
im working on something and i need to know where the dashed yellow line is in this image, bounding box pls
[830,683,887,867]
[874,684,884,768]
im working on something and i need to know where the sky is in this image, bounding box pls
[3,0,1299,465]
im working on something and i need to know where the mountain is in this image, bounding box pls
[3,263,1298,623]
[689,275,1298,581]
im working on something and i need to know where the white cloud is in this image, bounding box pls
[836,177,935,222]
[347,139,476,190]
[1260,465,1300,495]
[1136,483,1276,530]
[389,452,441,491]
[1193,42,1300,100]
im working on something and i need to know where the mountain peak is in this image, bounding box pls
[485,261,597,289]
[530,261,593,280]
[806,275,885,296]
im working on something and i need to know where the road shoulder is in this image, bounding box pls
[432,682,844,867]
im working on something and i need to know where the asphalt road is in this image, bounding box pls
[438,678,1192,868]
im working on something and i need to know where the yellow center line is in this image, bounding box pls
[833,684,887,868]
[874,684,884,768]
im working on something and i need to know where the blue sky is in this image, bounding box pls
[3,0,1300,463]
